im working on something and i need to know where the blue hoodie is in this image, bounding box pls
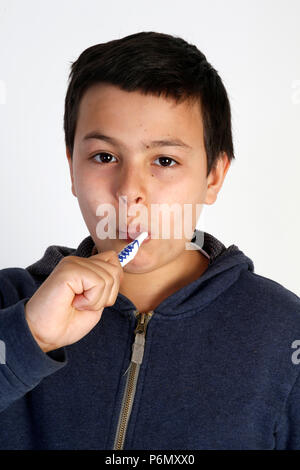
[0,230,300,450]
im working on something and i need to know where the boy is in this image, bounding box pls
[0,31,300,450]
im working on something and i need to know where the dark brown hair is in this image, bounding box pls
[64,31,235,176]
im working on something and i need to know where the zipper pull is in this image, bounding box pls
[134,312,146,335]
[131,331,145,365]
[131,311,153,365]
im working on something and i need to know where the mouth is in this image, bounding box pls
[118,230,151,243]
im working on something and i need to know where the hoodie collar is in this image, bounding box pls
[26,230,254,316]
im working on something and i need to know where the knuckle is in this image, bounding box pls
[98,277,106,289]
[61,255,75,265]
[106,294,116,307]
[110,251,120,261]
[104,273,114,289]
[110,264,120,276]
[108,250,117,255]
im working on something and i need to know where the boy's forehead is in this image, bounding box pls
[79,82,201,116]
[76,83,204,147]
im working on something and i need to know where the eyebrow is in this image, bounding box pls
[82,131,192,150]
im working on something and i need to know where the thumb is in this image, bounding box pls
[92,250,122,268]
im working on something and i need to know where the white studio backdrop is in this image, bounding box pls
[0,0,299,296]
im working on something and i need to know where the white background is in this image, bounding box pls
[0,0,299,296]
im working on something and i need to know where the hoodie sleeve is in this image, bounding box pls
[275,369,300,449]
[0,297,67,413]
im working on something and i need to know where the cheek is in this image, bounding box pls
[154,179,205,208]
[74,166,110,204]
[75,180,116,227]
[148,198,200,240]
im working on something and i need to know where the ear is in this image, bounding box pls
[66,147,77,198]
[204,152,231,205]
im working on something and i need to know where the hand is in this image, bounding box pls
[25,250,124,353]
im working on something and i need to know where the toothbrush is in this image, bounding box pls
[118,232,148,267]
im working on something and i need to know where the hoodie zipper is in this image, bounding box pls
[113,309,154,450]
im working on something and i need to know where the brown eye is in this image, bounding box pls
[155,156,177,168]
[93,152,117,163]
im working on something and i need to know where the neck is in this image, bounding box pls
[118,249,209,313]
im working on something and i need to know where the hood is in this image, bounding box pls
[25,230,254,316]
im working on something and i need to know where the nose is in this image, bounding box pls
[115,164,150,233]
[115,165,146,206]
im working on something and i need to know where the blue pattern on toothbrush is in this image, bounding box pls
[118,240,139,263]
[118,232,149,267]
